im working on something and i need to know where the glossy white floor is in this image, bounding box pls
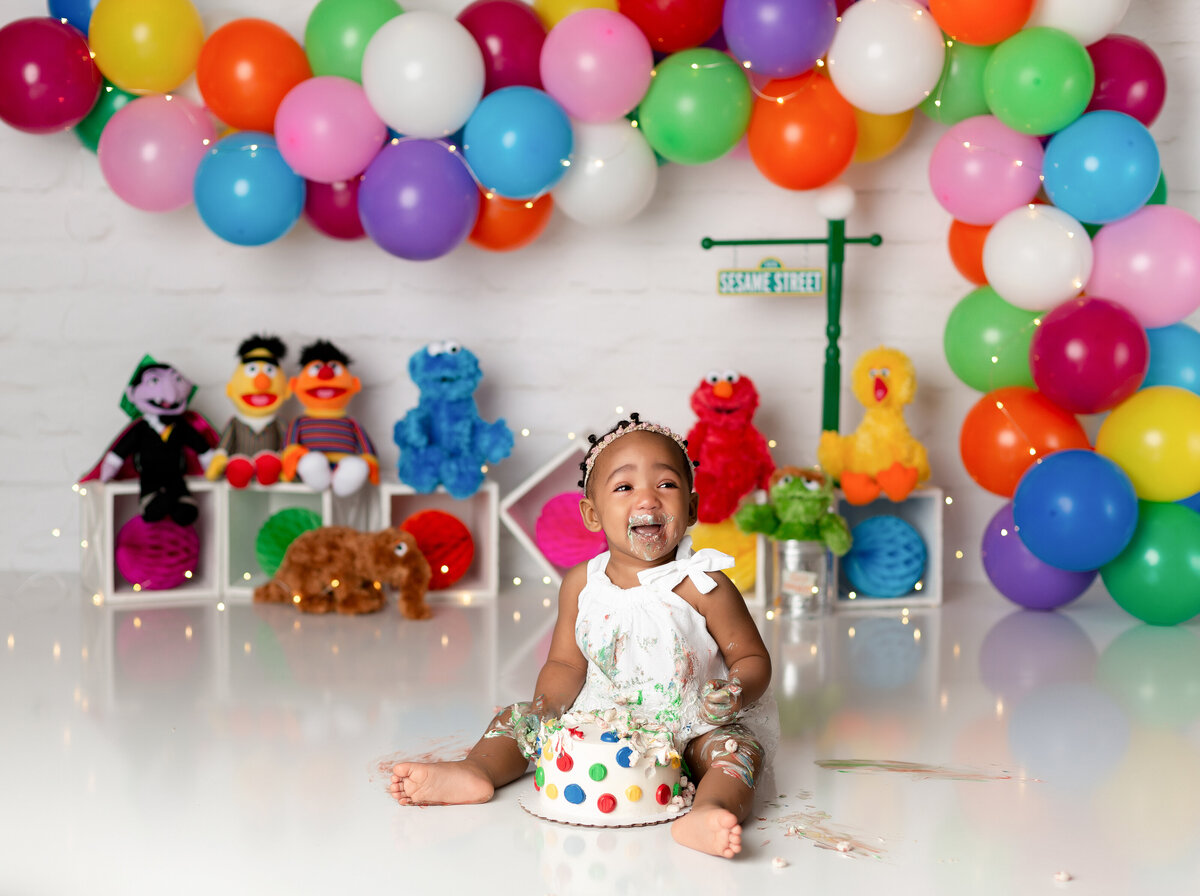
[4,572,1199,896]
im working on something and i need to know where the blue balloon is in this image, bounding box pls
[194,133,305,247]
[463,87,572,200]
[1012,449,1138,571]
[1043,110,1160,225]
[48,0,98,34]
[1144,323,1200,396]
[1180,490,1200,514]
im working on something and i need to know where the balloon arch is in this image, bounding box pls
[2,0,1199,621]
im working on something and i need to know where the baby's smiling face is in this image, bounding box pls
[580,431,697,565]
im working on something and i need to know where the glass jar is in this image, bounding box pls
[771,539,832,618]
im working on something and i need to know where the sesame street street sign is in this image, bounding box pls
[716,257,824,296]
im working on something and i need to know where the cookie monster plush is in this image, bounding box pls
[393,341,513,499]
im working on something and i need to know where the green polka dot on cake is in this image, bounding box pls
[588,763,607,781]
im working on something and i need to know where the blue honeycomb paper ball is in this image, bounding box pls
[844,515,927,598]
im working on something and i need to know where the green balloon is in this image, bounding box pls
[1101,501,1200,626]
[74,79,137,153]
[943,285,1039,392]
[305,0,404,82]
[983,27,1094,135]
[1148,169,1168,205]
[1098,625,1200,728]
[637,48,751,166]
[920,38,993,126]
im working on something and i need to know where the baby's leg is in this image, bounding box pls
[671,723,765,859]
[389,704,534,806]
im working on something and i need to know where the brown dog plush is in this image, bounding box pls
[254,526,433,618]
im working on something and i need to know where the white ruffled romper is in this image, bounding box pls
[569,535,772,751]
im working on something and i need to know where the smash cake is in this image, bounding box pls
[528,708,694,826]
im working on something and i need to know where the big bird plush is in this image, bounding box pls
[817,346,931,505]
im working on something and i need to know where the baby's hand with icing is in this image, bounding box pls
[701,678,743,725]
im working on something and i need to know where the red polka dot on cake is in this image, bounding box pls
[556,752,574,772]
[400,510,474,590]
[597,793,617,814]
[656,784,671,805]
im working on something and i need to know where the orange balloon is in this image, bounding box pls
[959,386,1091,497]
[948,218,990,285]
[747,71,857,192]
[928,0,1034,47]
[196,18,311,132]
[469,190,554,251]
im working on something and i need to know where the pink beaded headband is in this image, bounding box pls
[579,412,696,490]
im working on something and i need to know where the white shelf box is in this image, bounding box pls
[834,485,944,609]
[79,477,221,605]
[499,442,589,587]
[379,480,499,599]
[222,482,334,599]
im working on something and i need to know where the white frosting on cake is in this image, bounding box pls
[533,709,693,823]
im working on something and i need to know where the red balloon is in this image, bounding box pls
[469,190,553,251]
[197,18,312,132]
[1030,296,1149,415]
[1086,34,1167,128]
[305,177,366,240]
[747,71,857,191]
[457,0,547,95]
[960,386,1091,497]
[948,218,990,285]
[618,0,723,53]
[0,17,101,134]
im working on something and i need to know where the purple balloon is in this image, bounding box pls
[981,503,1097,610]
[0,17,101,134]
[723,0,838,78]
[358,139,480,261]
[979,609,1097,704]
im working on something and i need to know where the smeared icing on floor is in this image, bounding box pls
[758,791,886,860]
[815,758,1039,783]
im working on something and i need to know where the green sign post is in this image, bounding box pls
[701,220,883,432]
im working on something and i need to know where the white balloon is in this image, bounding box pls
[815,183,856,221]
[826,0,945,115]
[553,119,658,226]
[983,205,1094,311]
[361,10,484,139]
[1026,0,1132,47]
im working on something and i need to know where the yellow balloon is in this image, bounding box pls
[89,0,205,95]
[1096,386,1200,502]
[852,107,915,164]
[532,0,618,30]
[689,520,757,594]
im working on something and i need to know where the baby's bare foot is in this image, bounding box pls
[671,805,743,858]
[388,759,495,806]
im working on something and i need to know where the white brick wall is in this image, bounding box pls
[1,0,1197,587]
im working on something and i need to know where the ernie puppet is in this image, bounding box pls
[281,340,379,496]
[206,334,292,488]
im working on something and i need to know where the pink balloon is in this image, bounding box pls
[928,114,1044,225]
[1086,34,1166,128]
[0,17,102,134]
[1088,205,1200,329]
[274,76,387,184]
[97,95,216,212]
[457,0,547,94]
[539,8,653,123]
[304,177,366,240]
[1030,296,1149,415]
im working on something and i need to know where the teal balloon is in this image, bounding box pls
[73,78,135,152]
[194,133,306,247]
[984,27,1094,135]
[920,38,993,126]
[944,285,1039,392]
[1101,501,1200,625]
[638,48,751,166]
[1144,323,1200,396]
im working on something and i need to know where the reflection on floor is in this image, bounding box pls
[3,572,1199,895]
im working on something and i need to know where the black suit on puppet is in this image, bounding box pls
[110,416,213,524]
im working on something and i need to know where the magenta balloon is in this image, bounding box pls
[1030,296,1150,415]
[1086,34,1166,128]
[0,17,102,134]
[928,115,1044,225]
[457,0,547,94]
[97,95,216,212]
[1088,205,1200,329]
[304,177,366,240]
